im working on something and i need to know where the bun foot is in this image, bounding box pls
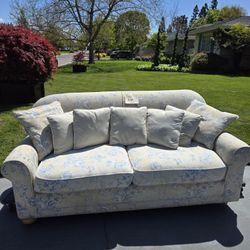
[21,218,36,224]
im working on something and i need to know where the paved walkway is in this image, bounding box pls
[57,52,80,67]
[57,52,110,67]
[0,168,250,250]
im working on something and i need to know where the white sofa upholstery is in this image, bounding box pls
[127,143,226,186]
[34,145,133,193]
[1,90,250,222]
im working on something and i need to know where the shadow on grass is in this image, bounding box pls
[0,204,243,250]
[190,70,250,77]
[0,104,32,113]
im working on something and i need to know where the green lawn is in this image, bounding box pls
[1,60,250,165]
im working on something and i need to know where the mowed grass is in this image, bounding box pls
[0,60,250,165]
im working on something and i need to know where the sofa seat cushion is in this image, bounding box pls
[127,143,226,186]
[34,145,133,193]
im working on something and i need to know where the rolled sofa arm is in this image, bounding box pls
[1,137,38,219]
[215,132,250,166]
[214,132,250,201]
[1,137,38,180]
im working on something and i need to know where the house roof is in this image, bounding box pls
[167,32,196,42]
[189,16,250,35]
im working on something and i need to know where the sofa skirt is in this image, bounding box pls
[31,181,226,219]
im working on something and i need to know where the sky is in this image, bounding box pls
[0,0,249,24]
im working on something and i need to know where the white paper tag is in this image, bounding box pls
[124,93,139,105]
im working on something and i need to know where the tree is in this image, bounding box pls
[94,19,115,52]
[115,11,150,52]
[180,5,200,68]
[147,32,167,50]
[210,0,218,10]
[199,3,209,18]
[169,15,188,65]
[214,23,250,73]
[153,17,166,66]
[190,5,199,24]
[219,6,247,21]
[16,8,29,28]
[11,0,163,64]
[43,24,70,50]
[192,5,246,27]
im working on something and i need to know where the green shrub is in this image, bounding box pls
[181,67,191,73]
[159,53,171,64]
[136,64,152,71]
[190,52,227,73]
[141,55,153,61]
[136,64,187,72]
[156,64,179,72]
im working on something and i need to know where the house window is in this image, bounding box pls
[199,33,212,53]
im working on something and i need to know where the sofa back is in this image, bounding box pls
[33,90,205,112]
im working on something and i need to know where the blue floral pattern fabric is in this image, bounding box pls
[127,143,227,186]
[34,144,134,193]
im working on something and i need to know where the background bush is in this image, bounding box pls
[0,24,58,82]
[136,64,189,72]
[190,52,227,73]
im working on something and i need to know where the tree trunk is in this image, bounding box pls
[179,28,189,68]
[171,31,179,65]
[153,30,161,67]
[88,41,95,64]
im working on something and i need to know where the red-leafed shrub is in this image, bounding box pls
[73,51,86,64]
[0,24,58,83]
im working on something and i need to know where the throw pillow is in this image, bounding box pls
[110,107,147,145]
[73,108,111,149]
[187,100,239,149]
[47,112,73,154]
[13,101,64,160]
[147,109,184,149]
[165,105,202,146]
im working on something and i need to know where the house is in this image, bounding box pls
[189,16,250,72]
[134,46,155,60]
[165,33,196,56]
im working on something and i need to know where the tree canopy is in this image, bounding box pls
[215,23,250,52]
[115,11,150,52]
[167,15,188,34]
[219,6,247,20]
[192,5,247,27]
[210,0,218,10]
[94,19,115,51]
[11,0,163,63]
[214,23,250,72]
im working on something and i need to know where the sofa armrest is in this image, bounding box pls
[1,137,38,182]
[214,132,250,167]
[214,132,250,201]
[1,137,38,219]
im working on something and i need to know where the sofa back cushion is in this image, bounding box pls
[13,101,63,160]
[165,105,202,146]
[110,107,147,145]
[147,109,184,149]
[73,108,111,149]
[187,100,239,149]
[47,112,73,154]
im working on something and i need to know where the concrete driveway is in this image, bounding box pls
[57,52,79,67]
[0,168,250,250]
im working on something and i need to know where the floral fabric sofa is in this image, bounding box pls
[1,90,250,224]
